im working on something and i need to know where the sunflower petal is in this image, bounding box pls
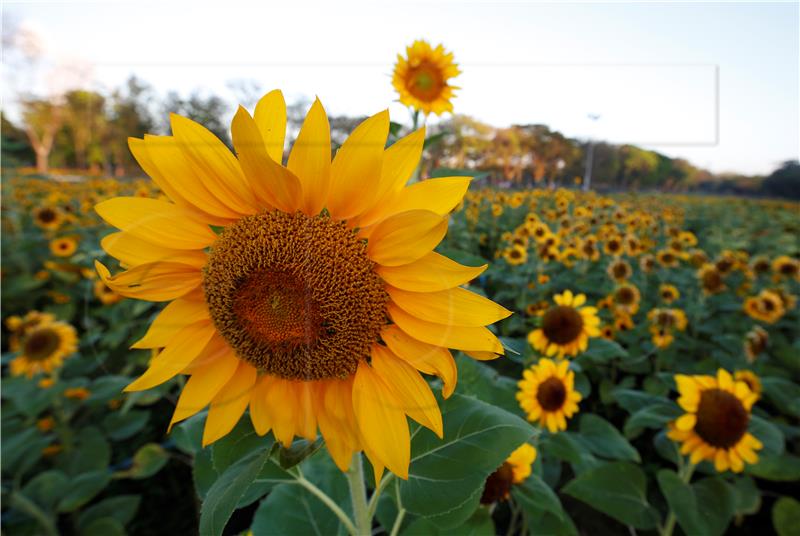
[131,290,208,348]
[387,286,512,327]
[253,89,287,163]
[367,210,447,267]
[287,98,331,216]
[202,361,257,446]
[96,260,202,302]
[381,325,457,398]
[169,346,239,428]
[101,232,208,269]
[377,251,486,292]
[383,177,471,218]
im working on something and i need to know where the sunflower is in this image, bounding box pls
[612,283,641,316]
[503,245,528,266]
[33,206,63,230]
[697,263,726,294]
[687,248,709,268]
[480,443,537,504]
[743,325,768,363]
[49,237,79,257]
[656,249,680,268]
[392,40,460,116]
[772,255,800,281]
[734,370,762,400]
[531,222,550,243]
[743,290,785,324]
[606,259,633,282]
[9,320,78,378]
[639,254,656,273]
[517,358,581,432]
[600,325,615,340]
[659,284,680,304]
[647,308,687,349]
[668,369,762,473]
[527,291,600,358]
[749,255,772,276]
[95,90,511,480]
[603,235,624,256]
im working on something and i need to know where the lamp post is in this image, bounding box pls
[583,113,601,192]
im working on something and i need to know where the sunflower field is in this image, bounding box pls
[2,40,800,536]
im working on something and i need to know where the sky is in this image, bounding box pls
[3,0,798,175]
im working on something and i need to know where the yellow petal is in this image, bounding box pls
[202,361,257,446]
[294,381,318,441]
[388,303,504,354]
[249,375,273,436]
[357,128,425,227]
[287,98,331,216]
[101,232,207,269]
[367,210,447,267]
[125,321,216,392]
[717,369,734,391]
[95,260,202,302]
[381,325,457,398]
[317,378,359,471]
[130,136,239,223]
[383,177,471,218]
[464,350,501,361]
[253,89,287,163]
[169,347,239,428]
[327,110,389,220]
[95,197,217,250]
[377,251,486,292]
[714,449,729,472]
[264,377,299,448]
[131,290,209,348]
[370,344,443,438]
[352,361,410,479]
[675,413,697,431]
[387,286,512,327]
[170,114,257,215]
[231,106,302,213]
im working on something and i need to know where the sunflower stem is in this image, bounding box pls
[660,461,695,536]
[295,475,357,535]
[346,452,372,536]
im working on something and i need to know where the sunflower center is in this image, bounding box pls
[203,210,388,381]
[38,209,56,223]
[24,328,61,361]
[762,297,776,312]
[612,263,628,278]
[480,462,514,504]
[542,305,584,345]
[694,388,749,449]
[408,61,444,102]
[536,377,567,411]
[616,287,636,305]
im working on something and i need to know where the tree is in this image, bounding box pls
[107,76,155,175]
[20,98,63,173]
[762,160,800,200]
[163,91,231,146]
[63,90,106,169]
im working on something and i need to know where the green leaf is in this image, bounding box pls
[78,495,141,531]
[656,470,705,535]
[578,414,640,462]
[578,338,628,364]
[513,474,565,522]
[399,394,535,529]
[747,453,800,481]
[199,449,270,536]
[57,470,112,512]
[773,497,800,536]
[692,477,736,536]
[114,443,169,479]
[749,415,784,455]
[193,448,218,500]
[21,470,69,511]
[562,461,659,530]
[611,388,672,413]
[623,403,682,437]
[212,419,271,473]
[68,426,111,475]
[79,517,125,536]
[541,432,600,473]
[761,377,800,417]
[172,412,206,455]
[252,483,341,536]
[401,508,494,536]
[653,430,680,465]
[102,410,149,440]
[274,437,323,470]
[732,476,761,516]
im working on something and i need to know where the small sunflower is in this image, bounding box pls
[734,370,762,400]
[772,255,800,281]
[480,443,537,504]
[49,237,79,257]
[606,259,633,282]
[743,326,769,363]
[743,290,785,324]
[659,284,680,304]
[527,291,600,358]
[392,40,460,116]
[749,255,772,276]
[33,206,63,230]
[647,308,687,349]
[612,283,641,316]
[517,358,581,432]
[639,254,656,273]
[503,245,528,266]
[668,369,762,473]
[697,263,726,294]
[615,312,634,332]
[603,236,624,256]
[9,320,78,378]
[656,249,680,268]
[95,90,510,480]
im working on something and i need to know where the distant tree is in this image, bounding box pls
[63,90,106,169]
[163,91,231,145]
[20,97,63,173]
[226,78,263,110]
[620,145,659,189]
[107,76,155,175]
[1,112,34,167]
[762,160,800,200]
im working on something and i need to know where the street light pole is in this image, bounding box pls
[583,113,601,192]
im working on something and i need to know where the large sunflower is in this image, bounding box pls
[9,320,78,377]
[517,358,581,432]
[392,40,460,116]
[95,90,511,480]
[527,290,600,358]
[668,369,762,473]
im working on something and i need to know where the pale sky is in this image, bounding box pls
[3,0,798,175]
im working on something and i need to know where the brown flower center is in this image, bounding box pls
[694,388,749,448]
[480,462,514,504]
[204,211,388,380]
[407,61,444,102]
[542,305,584,345]
[24,328,61,361]
[38,208,56,223]
[536,377,567,411]
[616,287,636,305]
[612,262,629,279]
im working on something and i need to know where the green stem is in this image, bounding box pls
[346,452,371,536]
[660,462,696,536]
[389,479,406,536]
[10,492,58,536]
[295,475,357,535]
[366,473,395,520]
